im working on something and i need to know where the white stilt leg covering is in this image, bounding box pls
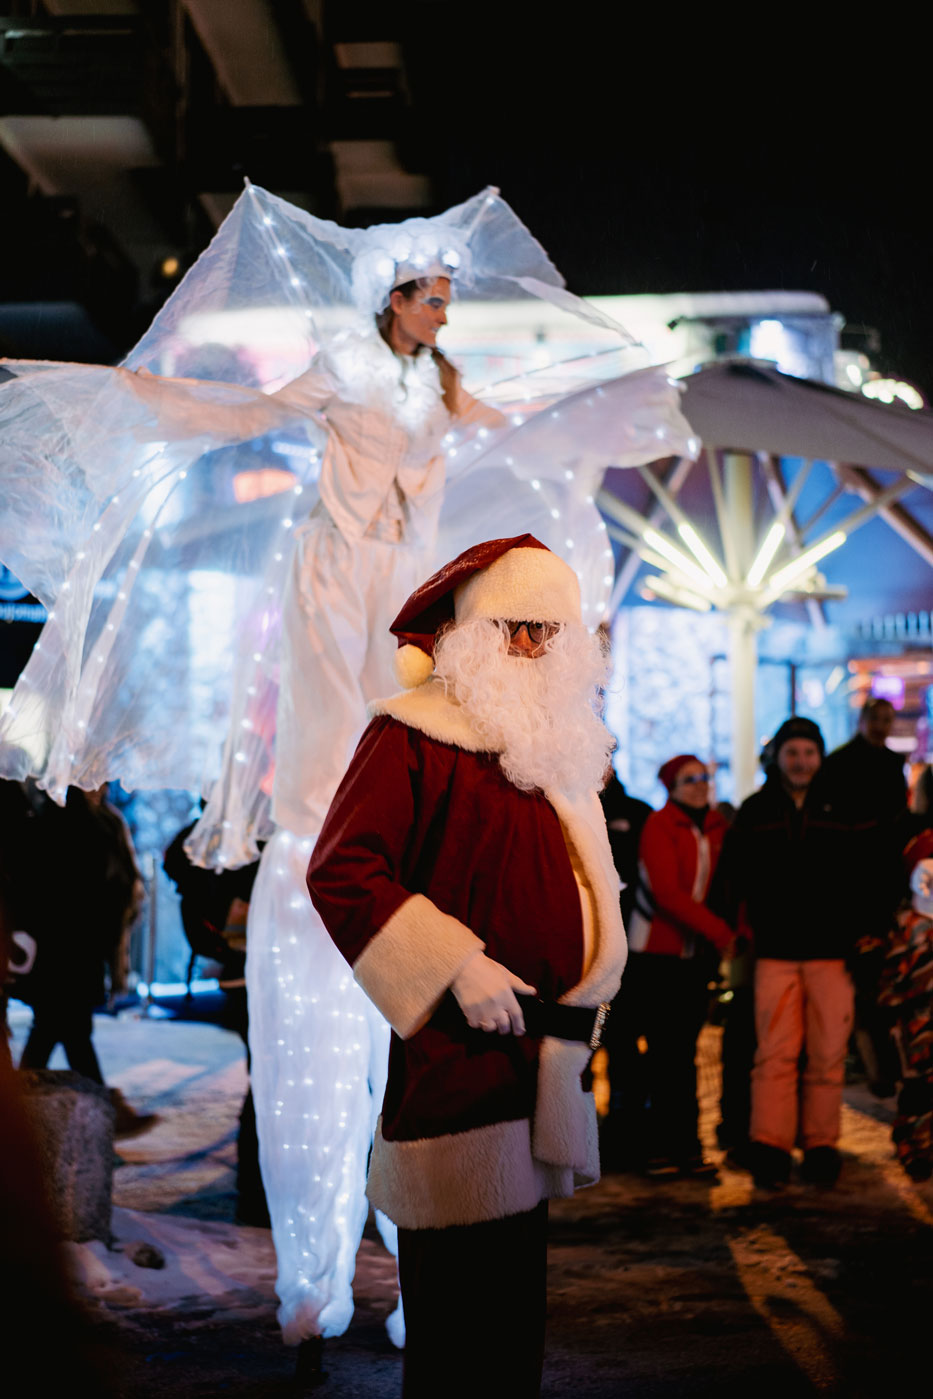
[247,829,391,1341]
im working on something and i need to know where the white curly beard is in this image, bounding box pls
[433,618,613,799]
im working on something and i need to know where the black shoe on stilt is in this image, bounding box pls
[295,1335,326,1391]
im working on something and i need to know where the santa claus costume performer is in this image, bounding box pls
[308,535,628,1397]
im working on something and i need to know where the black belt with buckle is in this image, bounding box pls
[515,996,611,1050]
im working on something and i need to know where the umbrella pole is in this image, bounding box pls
[728,604,759,801]
[723,454,759,801]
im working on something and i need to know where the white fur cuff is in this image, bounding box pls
[353,892,483,1039]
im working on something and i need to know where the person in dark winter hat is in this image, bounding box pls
[711,715,872,1189]
[765,716,826,766]
[307,534,627,1398]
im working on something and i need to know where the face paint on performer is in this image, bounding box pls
[387,277,451,355]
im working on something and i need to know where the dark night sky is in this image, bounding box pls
[401,13,933,391]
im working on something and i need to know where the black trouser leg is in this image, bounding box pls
[236,1087,270,1225]
[634,953,710,1163]
[397,1202,549,1399]
[20,1014,56,1070]
[62,1005,104,1083]
[22,1003,103,1084]
[853,948,900,1091]
[603,965,650,1169]
[719,983,756,1149]
[227,988,269,1224]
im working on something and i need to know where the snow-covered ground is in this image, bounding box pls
[9,1001,933,1398]
[65,1205,279,1317]
[7,1000,400,1328]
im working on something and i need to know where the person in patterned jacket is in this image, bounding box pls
[879,833,933,1181]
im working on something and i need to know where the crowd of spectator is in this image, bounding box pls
[602,696,933,1190]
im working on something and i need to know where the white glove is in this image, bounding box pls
[451,950,537,1036]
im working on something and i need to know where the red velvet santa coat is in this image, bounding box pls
[307,678,627,1229]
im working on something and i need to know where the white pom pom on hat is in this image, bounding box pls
[389,533,581,689]
[394,643,436,689]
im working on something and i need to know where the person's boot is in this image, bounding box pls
[109,1087,159,1139]
[680,1154,719,1180]
[800,1145,841,1186]
[725,1137,753,1170]
[749,1140,791,1189]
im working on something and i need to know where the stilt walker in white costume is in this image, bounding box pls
[0,185,698,1366]
[236,240,507,1356]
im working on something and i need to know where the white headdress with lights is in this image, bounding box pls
[355,231,464,308]
[122,182,635,374]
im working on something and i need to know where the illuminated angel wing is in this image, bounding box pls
[0,363,326,809]
[437,365,699,623]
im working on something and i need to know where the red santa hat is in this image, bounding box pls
[390,533,582,689]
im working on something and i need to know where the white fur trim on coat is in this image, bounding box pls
[454,546,582,627]
[528,787,628,1171]
[369,678,495,753]
[353,892,483,1040]
[368,1115,582,1229]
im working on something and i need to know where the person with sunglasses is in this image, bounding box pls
[622,754,734,1179]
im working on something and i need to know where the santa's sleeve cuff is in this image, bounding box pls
[353,893,484,1039]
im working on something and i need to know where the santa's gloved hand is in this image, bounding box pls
[451,950,537,1036]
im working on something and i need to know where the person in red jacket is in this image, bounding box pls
[623,754,733,1178]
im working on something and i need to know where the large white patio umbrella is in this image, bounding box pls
[598,361,933,797]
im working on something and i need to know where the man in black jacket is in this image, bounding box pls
[821,697,907,1096]
[712,717,874,1188]
[821,697,907,827]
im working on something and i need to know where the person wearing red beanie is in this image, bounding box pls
[622,755,733,1178]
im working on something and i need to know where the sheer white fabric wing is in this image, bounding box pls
[437,365,698,623]
[0,364,326,815]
